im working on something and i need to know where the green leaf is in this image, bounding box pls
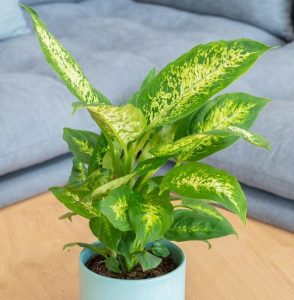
[105,257,122,274]
[136,39,270,127]
[128,192,174,245]
[215,126,271,150]
[88,134,109,174]
[150,241,170,258]
[135,156,170,176]
[161,162,247,223]
[63,242,109,257]
[63,128,99,164]
[87,104,147,149]
[92,173,135,200]
[100,186,132,231]
[151,132,220,160]
[89,215,122,252]
[136,251,162,272]
[22,5,110,105]
[67,158,87,186]
[187,92,271,160]
[50,187,99,219]
[58,211,77,222]
[165,208,236,241]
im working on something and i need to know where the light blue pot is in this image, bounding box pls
[80,241,186,300]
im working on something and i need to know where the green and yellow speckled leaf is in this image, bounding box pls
[87,104,146,149]
[186,93,270,160]
[22,5,110,105]
[136,39,270,127]
[67,158,87,186]
[165,207,236,242]
[128,192,174,245]
[100,185,132,231]
[161,162,247,223]
[92,173,135,200]
[88,134,109,174]
[150,132,225,161]
[50,187,99,219]
[89,215,122,252]
[217,126,271,150]
[135,156,170,176]
[63,128,99,164]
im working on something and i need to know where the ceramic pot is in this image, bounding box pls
[79,240,186,300]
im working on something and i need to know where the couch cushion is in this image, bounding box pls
[135,0,294,41]
[0,0,30,40]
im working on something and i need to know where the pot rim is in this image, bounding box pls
[79,240,186,283]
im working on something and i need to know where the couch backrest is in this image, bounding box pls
[135,0,294,41]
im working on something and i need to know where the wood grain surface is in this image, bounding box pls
[0,192,293,300]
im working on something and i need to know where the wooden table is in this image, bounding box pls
[0,192,293,300]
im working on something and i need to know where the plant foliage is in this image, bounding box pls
[24,5,271,274]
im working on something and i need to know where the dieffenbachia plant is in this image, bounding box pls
[24,5,272,274]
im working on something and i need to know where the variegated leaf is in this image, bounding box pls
[92,173,135,199]
[161,162,247,222]
[150,132,225,161]
[186,92,270,160]
[67,158,87,186]
[50,187,99,219]
[63,128,99,164]
[165,208,236,242]
[135,156,170,176]
[87,104,146,148]
[100,185,132,231]
[217,126,271,150]
[136,39,270,127]
[22,5,110,105]
[128,192,174,245]
[88,134,109,174]
[89,215,122,252]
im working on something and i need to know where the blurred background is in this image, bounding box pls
[0,0,293,231]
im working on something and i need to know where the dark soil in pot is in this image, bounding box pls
[86,255,176,279]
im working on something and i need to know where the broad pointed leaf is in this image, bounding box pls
[136,39,270,127]
[165,208,236,241]
[161,162,247,223]
[216,126,271,150]
[92,173,135,199]
[50,187,99,219]
[63,128,99,164]
[87,104,146,148]
[63,242,109,257]
[22,5,110,105]
[100,186,132,231]
[90,215,122,252]
[187,92,270,160]
[136,251,162,272]
[128,192,174,245]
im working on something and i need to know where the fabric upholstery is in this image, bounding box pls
[0,0,30,40]
[135,0,294,41]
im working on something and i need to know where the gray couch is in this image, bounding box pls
[0,0,293,231]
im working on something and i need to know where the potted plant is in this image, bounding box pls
[23,5,271,300]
